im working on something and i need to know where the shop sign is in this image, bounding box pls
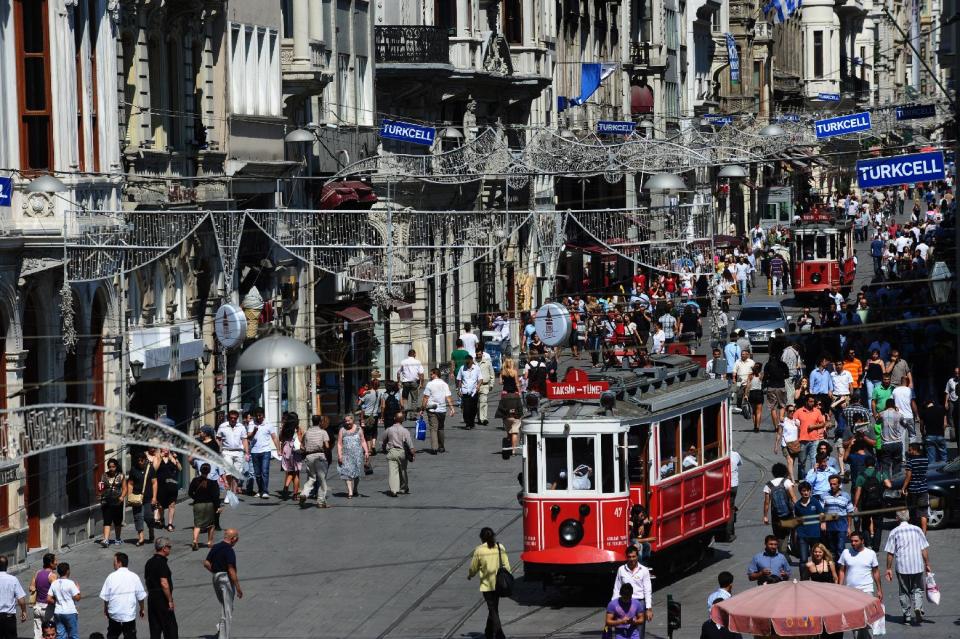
[533,303,572,347]
[856,151,945,188]
[215,304,247,349]
[379,119,436,146]
[814,112,871,139]
[597,121,636,135]
[895,104,936,120]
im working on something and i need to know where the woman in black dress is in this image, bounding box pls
[804,543,841,639]
[154,449,181,532]
[496,358,523,452]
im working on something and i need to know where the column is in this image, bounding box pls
[294,0,310,63]
[523,0,535,46]
[456,0,470,37]
[309,0,323,42]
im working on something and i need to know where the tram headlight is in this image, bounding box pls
[810,271,822,284]
[558,518,584,546]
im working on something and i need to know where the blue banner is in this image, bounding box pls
[856,151,945,188]
[0,178,10,207]
[816,93,841,102]
[725,34,739,84]
[895,104,936,121]
[597,121,636,135]
[379,119,436,146]
[775,114,802,122]
[814,112,871,139]
[704,114,734,126]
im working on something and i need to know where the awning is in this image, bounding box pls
[319,181,378,210]
[335,306,372,322]
[631,85,654,115]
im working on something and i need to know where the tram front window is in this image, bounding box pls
[571,437,595,490]
[545,437,567,490]
[816,235,828,259]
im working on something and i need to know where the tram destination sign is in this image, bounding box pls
[379,119,436,146]
[546,368,610,400]
[813,112,871,139]
[895,104,936,121]
[597,121,636,135]
[856,151,945,188]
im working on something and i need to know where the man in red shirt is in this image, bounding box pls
[795,394,826,475]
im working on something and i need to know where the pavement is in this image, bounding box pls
[12,215,960,638]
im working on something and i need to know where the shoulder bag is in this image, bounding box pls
[495,543,514,597]
[127,466,150,507]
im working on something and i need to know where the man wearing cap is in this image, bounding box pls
[456,355,482,430]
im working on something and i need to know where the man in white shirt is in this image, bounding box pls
[456,355,482,430]
[396,349,425,420]
[732,350,756,411]
[884,510,931,625]
[247,408,280,499]
[458,324,480,358]
[650,322,665,354]
[611,546,654,622]
[838,530,882,598]
[892,384,919,442]
[99,552,147,638]
[727,450,742,540]
[474,346,495,427]
[421,368,455,453]
[216,410,249,493]
[0,555,26,636]
[494,316,511,357]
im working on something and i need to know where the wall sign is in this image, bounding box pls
[215,304,247,349]
[704,115,734,126]
[379,119,436,146]
[0,178,11,207]
[533,303,571,347]
[814,112,871,139]
[895,104,936,121]
[597,121,636,135]
[856,151,945,188]
[816,93,841,101]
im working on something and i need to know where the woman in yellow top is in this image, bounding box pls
[468,527,511,639]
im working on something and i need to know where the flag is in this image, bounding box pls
[725,34,739,84]
[558,96,568,113]
[763,0,802,23]
[571,63,617,106]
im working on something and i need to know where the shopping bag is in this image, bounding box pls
[224,490,240,509]
[870,604,886,636]
[415,416,427,441]
[241,459,255,481]
[926,572,941,605]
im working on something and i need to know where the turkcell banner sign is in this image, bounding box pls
[704,115,733,126]
[895,104,937,121]
[379,119,436,146]
[814,112,871,139]
[775,114,802,123]
[597,121,636,135]
[816,93,841,102]
[856,151,945,188]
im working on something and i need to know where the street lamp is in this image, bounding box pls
[758,123,786,138]
[718,164,748,179]
[26,174,68,193]
[284,128,316,143]
[234,334,320,371]
[930,261,953,304]
[643,172,686,191]
[129,359,144,381]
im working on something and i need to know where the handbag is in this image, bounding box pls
[127,466,150,507]
[494,543,514,597]
[415,417,427,441]
[403,441,415,463]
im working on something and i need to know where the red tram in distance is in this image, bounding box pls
[520,356,732,582]
[790,219,856,298]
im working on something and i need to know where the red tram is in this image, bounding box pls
[520,356,733,580]
[790,220,856,297]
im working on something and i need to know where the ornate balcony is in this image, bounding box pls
[375,26,451,65]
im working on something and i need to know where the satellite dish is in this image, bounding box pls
[215,304,247,349]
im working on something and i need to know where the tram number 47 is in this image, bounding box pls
[613,507,624,518]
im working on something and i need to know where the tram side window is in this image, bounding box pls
[571,437,595,490]
[680,410,702,470]
[703,403,722,462]
[601,434,614,493]
[526,435,539,493]
[658,417,680,479]
[619,432,628,492]
[545,437,567,489]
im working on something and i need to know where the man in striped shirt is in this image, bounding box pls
[822,475,854,558]
[884,510,931,626]
[902,442,929,534]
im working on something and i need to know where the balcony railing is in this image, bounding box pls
[375,25,450,64]
[630,42,650,67]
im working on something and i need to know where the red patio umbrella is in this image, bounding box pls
[710,580,884,637]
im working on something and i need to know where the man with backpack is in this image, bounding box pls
[762,463,796,554]
[524,354,549,397]
[853,456,892,552]
[381,381,403,427]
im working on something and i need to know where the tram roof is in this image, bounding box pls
[524,356,729,427]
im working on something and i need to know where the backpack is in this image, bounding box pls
[768,480,792,520]
[384,391,402,418]
[527,361,547,393]
[860,472,884,509]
